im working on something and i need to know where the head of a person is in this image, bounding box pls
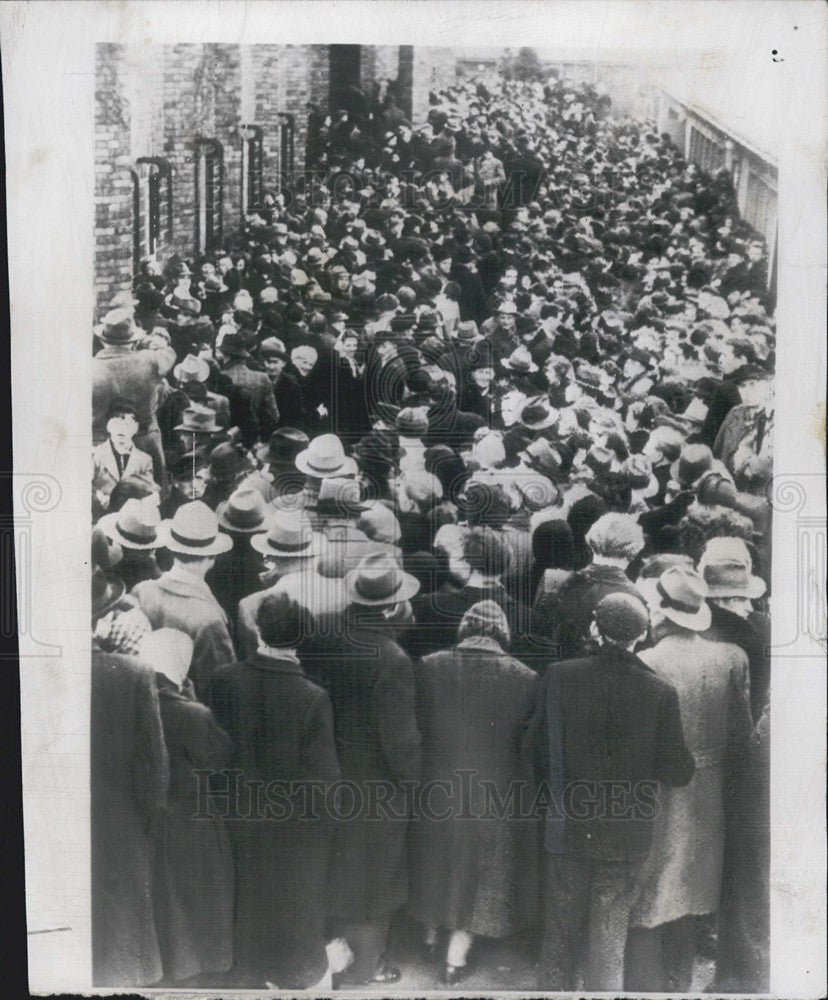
[532,518,575,571]
[260,338,288,380]
[291,345,318,378]
[339,330,360,358]
[138,628,194,688]
[590,592,650,651]
[585,512,645,565]
[257,592,313,650]
[463,526,511,580]
[106,398,140,452]
[457,599,511,649]
[376,333,398,362]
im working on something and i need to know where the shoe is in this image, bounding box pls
[440,963,470,986]
[335,959,402,988]
[370,959,402,984]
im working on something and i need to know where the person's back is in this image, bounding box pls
[93,345,173,443]
[546,643,695,860]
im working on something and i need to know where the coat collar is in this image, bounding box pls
[457,635,504,654]
[250,651,304,675]
[596,644,654,674]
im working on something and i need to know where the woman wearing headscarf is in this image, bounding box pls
[408,601,538,985]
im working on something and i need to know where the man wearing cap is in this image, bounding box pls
[529,592,694,992]
[93,309,176,485]
[627,566,753,993]
[132,501,235,700]
[93,397,156,517]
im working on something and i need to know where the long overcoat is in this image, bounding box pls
[208,653,340,988]
[91,647,168,987]
[317,611,423,923]
[151,676,235,982]
[408,636,539,937]
[630,628,752,928]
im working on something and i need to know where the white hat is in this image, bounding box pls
[295,435,357,479]
[157,501,233,557]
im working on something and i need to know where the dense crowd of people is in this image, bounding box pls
[91,69,774,992]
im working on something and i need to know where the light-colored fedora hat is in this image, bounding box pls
[157,501,233,557]
[250,512,323,559]
[344,551,420,607]
[174,353,211,384]
[699,536,766,599]
[216,488,273,534]
[295,434,358,479]
[98,498,160,551]
[655,565,712,631]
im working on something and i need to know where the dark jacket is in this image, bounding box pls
[208,653,340,988]
[527,645,695,861]
[151,676,234,981]
[409,637,539,937]
[542,562,642,660]
[91,647,168,987]
[315,611,422,922]
[705,603,769,721]
[404,581,533,664]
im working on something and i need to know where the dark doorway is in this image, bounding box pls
[329,45,362,113]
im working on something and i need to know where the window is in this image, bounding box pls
[194,137,224,254]
[239,124,264,217]
[130,157,172,271]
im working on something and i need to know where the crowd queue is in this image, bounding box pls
[91,71,773,992]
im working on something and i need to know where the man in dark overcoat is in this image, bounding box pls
[208,594,341,989]
[318,552,423,986]
[527,592,695,992]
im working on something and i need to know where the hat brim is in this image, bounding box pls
[100,326,143,345]
[250,531,324,558]
[174,422,221,435]
[174,364,210,383]
[520,414,558,430]
[295,452,358,479]
[501,360,539,373]
[344,569,420,606]
[706,577,766,600]
[659,601,712,632]
[215,504,274,535]
[98,513,159,551]
[157,522,233,557]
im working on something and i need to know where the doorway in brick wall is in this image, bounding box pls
[329,45,362,113]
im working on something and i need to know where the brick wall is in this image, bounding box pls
[161,43,241,257]
[94,44,136,316]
